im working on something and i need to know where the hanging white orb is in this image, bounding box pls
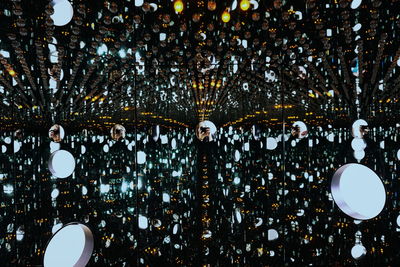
[51,0,74,27]
[48,150,76,178]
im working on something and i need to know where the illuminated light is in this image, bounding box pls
[50,0,74,27]
[3,184,13,194]
[48,150,76,179]
[351,244,367,259]
[267,229,279,241]
[174,0,184,13]
[50,142,61,153]
[51,188,60,199]
[207,1,217,11]
[100,184,110,194]
[163,193,170,203]
[266,137,278,150]
[8,69,16,77]
[118,49,127,58]
[16,227,24,241]
[44,223,94,267]
[13,141,21,153]
[331,164,386,220]
[351,138,367,151]
[234,150,240,162]
[137,151,147,164]
[139,215,148,229]
[397,149,400,160]
[350,0,362,9]
[222,10,231,23]
[240,0,250,11]
[102,144,109,153]
[353,150,365,161]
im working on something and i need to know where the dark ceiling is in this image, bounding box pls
[0,0,399,130]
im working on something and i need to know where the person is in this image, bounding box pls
[48,124,62,142]
[199,126,212,142]
[111,124,126,141]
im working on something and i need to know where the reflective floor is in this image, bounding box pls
[1,122,400,266]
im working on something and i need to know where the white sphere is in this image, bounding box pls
[351,244,366,259]
[51,0,74,27]
[48,150,76,178]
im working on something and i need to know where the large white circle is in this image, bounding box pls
[48,150,76,178]
[51,0,74,27]
[44,223,94,267]
[351,244,366,259]
[331,164,385,220]
[266,137,278,150]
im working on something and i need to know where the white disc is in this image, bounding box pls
[51,0,74,27]
[331,164,385,220]
[351,244,366,259]
[266,137,278,150]
[44,223,94,267]
[48,150,76,178]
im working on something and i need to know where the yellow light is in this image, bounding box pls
[174,0,184,13]
[222,10,230,23]
[8,69,16,77]
[240,0,250,11]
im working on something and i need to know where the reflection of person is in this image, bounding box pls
[198,126,213,142]
[196,121,217,142]
[359,125,370,138]
[291,125,300,138]
[49,124,62,143]
[14,129,23,140]
[352,119,369,139]
[111,124,126,141]
[291,124,308,139]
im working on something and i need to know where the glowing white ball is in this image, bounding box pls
[44,223,94,267]
[351,138,366,151]
[351,0,362,9]
[331,164,385,220]
[351,244,366,259]
[234,150,240,162]
[397,149,400,160]
[51,0,74,27]
[353,150,365,161]
[267,229,279,241]
[48,150,76,178]
[139,215,148,229]
[266,137,278,150]
[50,142,61,153]
[137,151,146,164]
